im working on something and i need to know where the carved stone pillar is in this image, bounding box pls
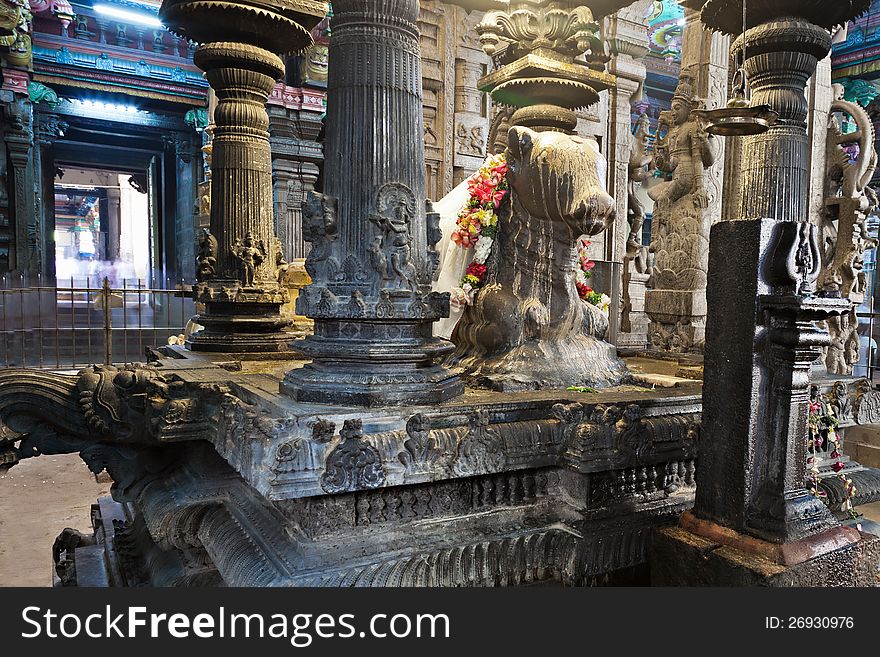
[159,0,327,353]
[2,97,34,276]
[807,55,833,227]
[33,113,67,280]
[654,0,880,587]
[644,8,727,354]
[106,187,121,261]
[282,0,463,406]
[606,1,650,349]
[268,101,324,261]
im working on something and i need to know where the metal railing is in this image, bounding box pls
[0,274,195,370]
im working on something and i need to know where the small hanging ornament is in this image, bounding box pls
[694,0,778,137]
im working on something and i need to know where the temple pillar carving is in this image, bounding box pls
[32,111,66,280]
[644,8,727,355]
[817,85,878,378]
[808,55,833,227]
[2,96,34,276]
[282,0,463,406]
[159,0,327,353]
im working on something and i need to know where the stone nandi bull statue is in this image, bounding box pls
[447,126,625,391]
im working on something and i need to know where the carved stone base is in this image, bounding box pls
[449,334,627,392]
[645,289,706,354]
[283,320,463,406]
[619,269,650,350]
[652,516,880,586]
[187,281,292,353]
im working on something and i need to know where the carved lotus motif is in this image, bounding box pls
[478,5,597,59]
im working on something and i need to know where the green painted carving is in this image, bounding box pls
[27,81,61,109]
[839,77,880,107]
[185,107,209,131]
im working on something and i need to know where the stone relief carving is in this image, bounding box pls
[302,191,339,282]
[398,413,454,478]
[855,379,880,425]
[196,228,218,282]
[231,231,267,288]
[368,183,419,292]
[627,113,652,267]
[456,123,485,157]
[816,90,879,376]
[453,410,506,477]
[321,419,387,494]
[646,72,719,354]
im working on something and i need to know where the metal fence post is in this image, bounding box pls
[102,277,112,366]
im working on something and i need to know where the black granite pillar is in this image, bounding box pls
[282,0,462,406]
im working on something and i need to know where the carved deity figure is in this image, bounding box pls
[232,231,266,288]
[369,183,418,292]
[627,113,653,273]
[628,113,652,248]
[274,237,289,285]
[0,0,32,69]
[646,73,720,354]
[826,310,861,376]
[650,75,716,219]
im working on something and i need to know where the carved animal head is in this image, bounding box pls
[507,126,615,237]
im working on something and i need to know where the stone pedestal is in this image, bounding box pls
[619,267,650,349]
[646,289,706,351]
[281,259,313,339]
[653,522,879,587]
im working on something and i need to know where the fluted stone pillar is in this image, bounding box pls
[282,0,463,406]
[159,0,328,353]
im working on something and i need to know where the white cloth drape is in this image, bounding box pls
[431,176,475,339]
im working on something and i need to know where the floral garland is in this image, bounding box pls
[449,154,507,307]
[576,239,611,314]
[808,392,858,519]
[450,154,610,313]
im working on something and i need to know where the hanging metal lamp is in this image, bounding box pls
[695,0,778,137]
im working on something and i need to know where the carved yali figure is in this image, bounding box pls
[447,126,626,391]
[816,90,879,376]
[196,228,218,283]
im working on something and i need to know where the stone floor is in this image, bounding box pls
[0,453,879,587]
[0,454,110,587]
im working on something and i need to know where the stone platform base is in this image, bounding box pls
[651,523,880,587]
